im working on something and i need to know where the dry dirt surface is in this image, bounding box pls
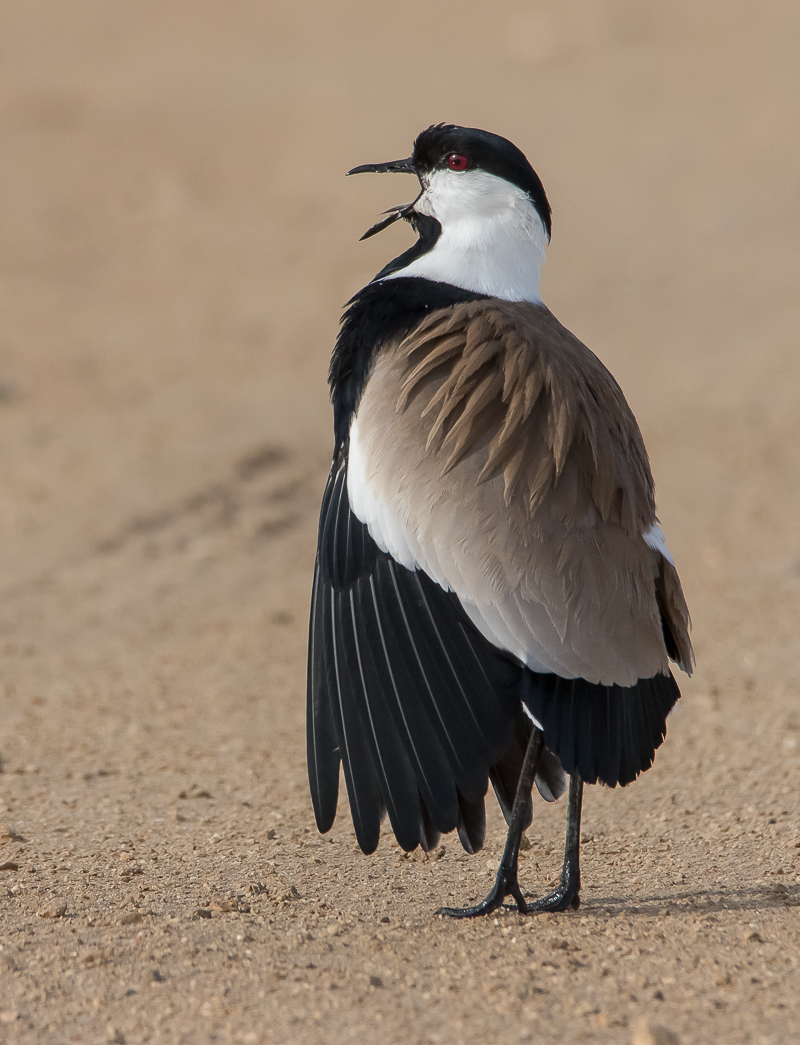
[1,2,799,1043]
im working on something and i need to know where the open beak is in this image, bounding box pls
[346,156,419,240]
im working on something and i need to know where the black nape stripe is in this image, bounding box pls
[328,276,489,448]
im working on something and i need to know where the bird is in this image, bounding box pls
[307,123,693,918]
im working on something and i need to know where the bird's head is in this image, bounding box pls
[348,123,551,245]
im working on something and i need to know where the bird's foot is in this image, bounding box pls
[525,880,580,914]
[436,865,527,919]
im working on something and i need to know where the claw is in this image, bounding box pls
[436,757,584,920]
[525,882,581,914]
[437,865,526,920]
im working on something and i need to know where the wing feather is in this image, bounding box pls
[329,588,384,854]
[353,298,693,687]
[342,588,422,852]
[308,457,532,853]
[360,571,458,830]
[307,558,341,833]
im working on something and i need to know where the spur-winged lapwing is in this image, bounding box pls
[307,124,693,917]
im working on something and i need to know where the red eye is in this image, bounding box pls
[446,153,470,171]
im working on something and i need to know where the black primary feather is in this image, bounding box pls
[309,457,530,852]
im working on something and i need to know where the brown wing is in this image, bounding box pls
[655,554,693,673]
[347,299,693,686]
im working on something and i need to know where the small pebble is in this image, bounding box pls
[210,899,249,913]
[37,901,67,919]
[632,1019,680,1045]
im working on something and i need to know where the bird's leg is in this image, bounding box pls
[525,769,583,913]
[437,728,544,919]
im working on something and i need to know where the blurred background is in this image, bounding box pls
[2,0,799,610]
[1,2,799,1040]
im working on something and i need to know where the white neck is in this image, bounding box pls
[383,169,547,304]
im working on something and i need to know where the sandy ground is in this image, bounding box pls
[1,1,799,1042]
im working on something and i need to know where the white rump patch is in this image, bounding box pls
[643,522,675,565]
[383,168,548,304]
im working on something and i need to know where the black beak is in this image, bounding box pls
[359,203,415,241]
[346,156,416,176]
[347,156,419,239]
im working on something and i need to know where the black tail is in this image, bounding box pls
[522,671,680,788]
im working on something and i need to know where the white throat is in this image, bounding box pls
[383,169,548,304]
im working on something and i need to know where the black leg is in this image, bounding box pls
[437,728,544,919]
[525,769,583,913]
